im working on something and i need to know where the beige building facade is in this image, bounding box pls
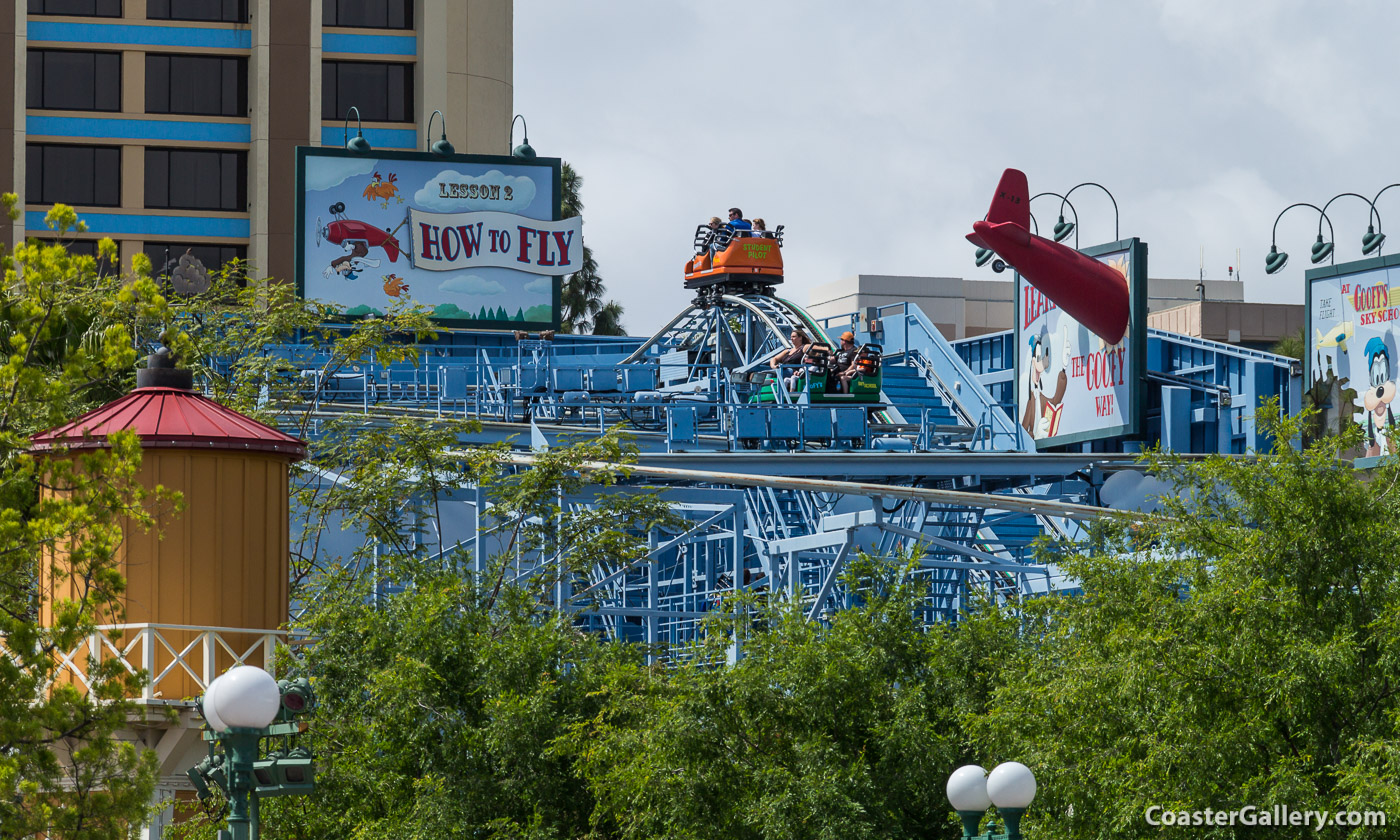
[807,273,1251,340]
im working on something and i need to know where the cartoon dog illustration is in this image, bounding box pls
[1022,324,1069,439]
[1364,336,1397,457]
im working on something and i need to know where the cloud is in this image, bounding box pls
[413,169,537,213]
[439,275,504,296]
[305,157,378,192]
[524,277,552,294]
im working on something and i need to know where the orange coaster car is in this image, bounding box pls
[684,224,785,289]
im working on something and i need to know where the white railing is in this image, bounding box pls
[48,623,294,704]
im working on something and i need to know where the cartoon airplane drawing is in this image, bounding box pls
[316,201,404,263]
[967,168,1130,345]
[1316,321,1355,353]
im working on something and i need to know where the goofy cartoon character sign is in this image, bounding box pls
[1022,323,1069,440]
[1364,336,1397,457]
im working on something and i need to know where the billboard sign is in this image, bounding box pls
[1014,238,1147,448]
[295,147,569,329]
[1306,253,1400,458]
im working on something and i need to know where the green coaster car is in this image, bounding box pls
[751,344,882,404]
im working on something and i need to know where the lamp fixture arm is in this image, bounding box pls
[1318,192,1381,238]
[1370,184,1400,228]
[1062,182,1119,241]
[1031,191,1078,249]
[510,114,528,150]
[427,109,444,151]
[343,106,362,148]
[1271,202,1333,245]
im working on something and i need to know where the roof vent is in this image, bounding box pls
[135,344,194,391]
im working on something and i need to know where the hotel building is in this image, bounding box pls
[4,0,513,284]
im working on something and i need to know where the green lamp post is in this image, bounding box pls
[946,762,1037,839]
[510,114,535,159]
[1318,192,1385,260]
[343,106,371,154]
[426,109,455,157]
[1059,182,1120,243]
[189,666,317,840]
[1264,203,1334,275]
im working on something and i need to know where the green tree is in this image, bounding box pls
[976,406,1400,839]
[560,163,624,336]
[573,556,1023,840]
[0,204,179,839]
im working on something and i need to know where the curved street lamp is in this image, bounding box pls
[343,106,371,154]
[1318,192,1385,260]
[1059,182,1120,244]
[510,114,536,159]
[425,109,455,157]
[1030,192,1078,248]
[1265,203,1335,275]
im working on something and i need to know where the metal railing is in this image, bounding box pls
[44,623,293,704]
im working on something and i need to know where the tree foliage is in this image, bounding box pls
[976,407,1400,839]
[0,204,178,839]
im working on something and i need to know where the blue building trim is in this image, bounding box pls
[321,32,416,56]
[320,126,417,150]
[27,115,251,144]
[26,211,249,238]
[28,21,252,50]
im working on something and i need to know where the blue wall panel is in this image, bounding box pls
[28,21,251,49]
[319,126,417,150]
[27,115,251,144]
[26,211,249,238]
[321,32,416,56]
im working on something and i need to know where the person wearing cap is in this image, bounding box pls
[833,330,860,392]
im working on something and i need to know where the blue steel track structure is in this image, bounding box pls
[256,289,1299,649]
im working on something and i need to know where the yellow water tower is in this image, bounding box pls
[31,351,305,701]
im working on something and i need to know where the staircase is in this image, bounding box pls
[880,359,961,426]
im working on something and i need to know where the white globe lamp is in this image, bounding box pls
[205,666,281,731]
[200,675,229,733]
[946,764,990,837]
[987,761,1036,839]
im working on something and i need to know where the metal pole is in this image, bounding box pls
[221,730,261,840]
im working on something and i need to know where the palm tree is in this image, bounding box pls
[559,162,625,335]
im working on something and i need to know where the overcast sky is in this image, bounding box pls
[513,0,1400,336]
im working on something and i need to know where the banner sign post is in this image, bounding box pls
[1014,238,1147,448]
[295,147,566,329]
[1306,252,1400,460]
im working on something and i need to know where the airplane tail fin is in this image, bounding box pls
[986,168,1030,230]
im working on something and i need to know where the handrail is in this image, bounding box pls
[875,303,1029,451]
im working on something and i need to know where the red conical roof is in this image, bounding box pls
[31,387,306,461]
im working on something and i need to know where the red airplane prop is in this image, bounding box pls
[321,217,403,262]
[966,169,1129,345]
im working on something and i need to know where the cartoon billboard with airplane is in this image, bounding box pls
[1306,255,1400,458]
[971,169,1147,448]
[296,148,573,329]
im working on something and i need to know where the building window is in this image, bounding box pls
[27,144,121,206]
[146,0,248,22]
[146,55,247,117]
[323,0,411,29]
[144,242,247,282]
[322,61,412,123]
[27,50,121,111]
[145,149,247,212]
[28,0,122,15]
[29,238,117,275]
